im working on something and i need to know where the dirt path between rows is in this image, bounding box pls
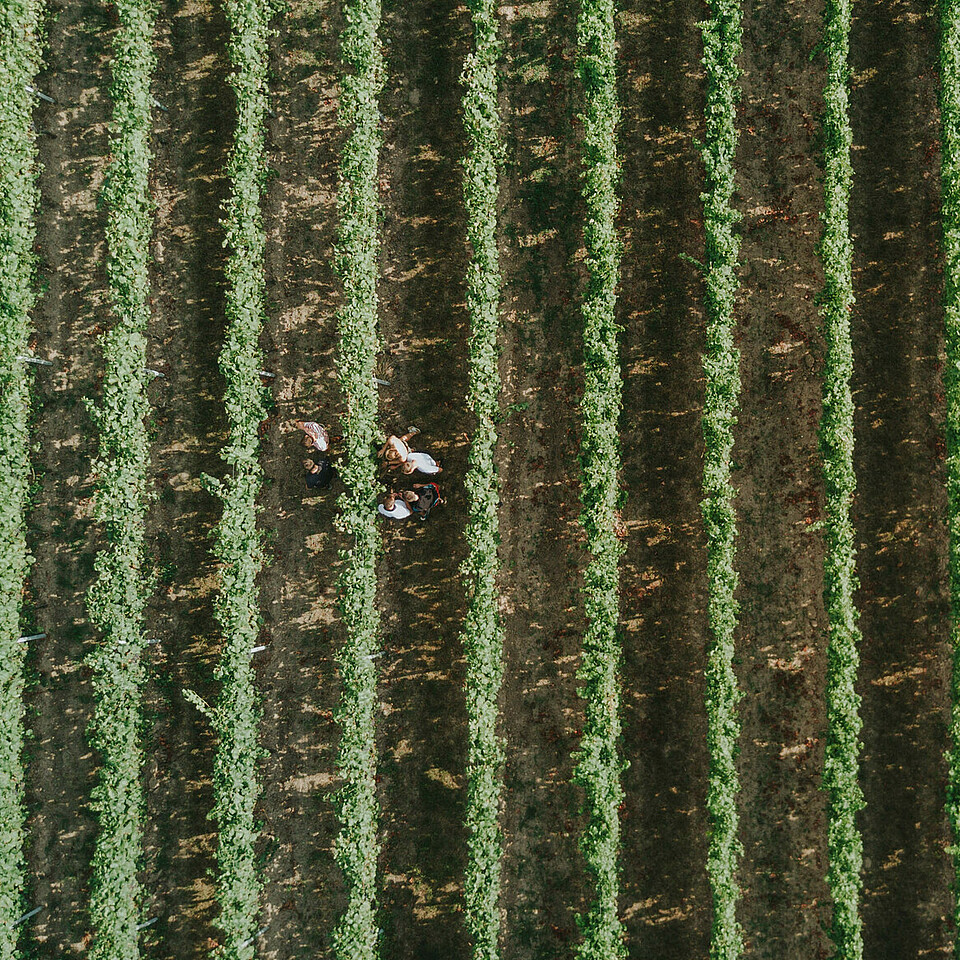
[616,0,713,954]
[495,1,591,954]
[733,0,832,956]
[140,1,232,955]
[850,2,953,955]
[373,1,472,955]
[257,0,347,956]
[24,2,113,953]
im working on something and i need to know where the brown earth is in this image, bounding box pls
[616,0,713,955]
[733,0,832,956]
[18,0,960,958]
[140,0,232,954]
[24,1,113,954]
[850,2,953,957]
[496,0,591,955]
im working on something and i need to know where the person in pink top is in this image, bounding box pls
[295,420,341,453]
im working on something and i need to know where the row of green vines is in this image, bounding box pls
[0,2,43,956]
[331,0,384,955]
[697,1,743,957]
[817,2,864,957]
[573,0,626,956]
[459,1,505,958]
[942,2,960,957]
[197,1,280,957]
[85,2,157,958]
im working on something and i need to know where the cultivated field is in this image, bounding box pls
[4,0,953,958]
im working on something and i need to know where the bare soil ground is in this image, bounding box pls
[257,0,347,956]
[496,0,591,954]
[373,2,472,956]
[24,2,112,954]
[19,0,960,958]
[616,0,713,954]
[850,2,953,956]
[733,0,832,956]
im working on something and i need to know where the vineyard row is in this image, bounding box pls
[84,1,158,957]
[459,0,507,958]
[818,1,865,958]
[330,0,385,954]
[573,0,626,956]
[0,1,42,957]
[697,0,744,957]
[203,0,279,957]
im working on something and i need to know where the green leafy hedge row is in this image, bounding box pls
[572,0,626,957]
[942,3,960,954]
[459,2,505,958]
[818,2,864,957]
[85,2,157,958]
[0,2,42,956]
[331,0,384,956]
[205,1,279,956]
[696,2,744,958]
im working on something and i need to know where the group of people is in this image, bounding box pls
[296,420,443,521]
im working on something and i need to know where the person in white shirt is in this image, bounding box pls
[401,451,442,475]
[295,420,340,453]
[379,427,443,475]
[379,427,420,470]
[377,491,414,520]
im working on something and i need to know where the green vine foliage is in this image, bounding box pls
[697,2,744,958]
[943,3,960,956]
[817,2,864,957]
[572,0,626,957]
[205,1,280,957]
[460,1,505,958]
[331,0,384,956]
[0,2,43,956]
[84,2,157,958]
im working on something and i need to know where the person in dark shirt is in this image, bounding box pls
[304,457,336,491]
[408,482,441,519]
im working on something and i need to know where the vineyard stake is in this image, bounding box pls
[17,354,52,366]
[373,376,390,386]
[257,370,276,378]
[136,917,157,930]
[24,85,53,103]
[145,368,165,378]
[17,633,44,643]
[151,98,168,112]
[251,645,267,653]
[15,907,40,926]
[240,926,267,949]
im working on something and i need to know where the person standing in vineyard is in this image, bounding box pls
[378,491,414,520]
[379,426,443,475]
[401,450,442,475]
[408,482,442,519]
[304,457,336,491]
[295,419,341,453]
[379,426,420,469]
